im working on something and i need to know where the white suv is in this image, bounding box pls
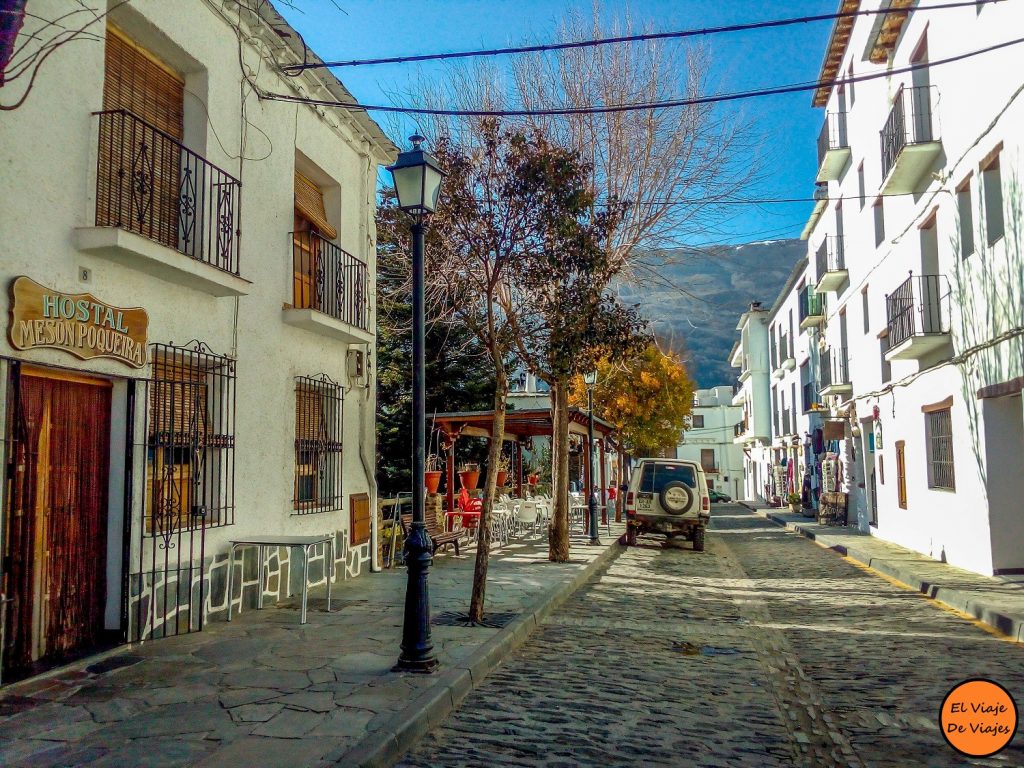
[624,458,710,551]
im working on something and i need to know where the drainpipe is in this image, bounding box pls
[356,345,380,572]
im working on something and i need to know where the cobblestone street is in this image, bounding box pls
[401,504,1024,768]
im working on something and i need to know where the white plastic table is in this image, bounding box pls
[225,534,340,624]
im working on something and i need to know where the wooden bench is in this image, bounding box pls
[401,514,464,556]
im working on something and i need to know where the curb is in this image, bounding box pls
[327,540,625,768]
[753,508,1024,643]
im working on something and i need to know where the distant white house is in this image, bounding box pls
[730,303,773,501]
[675,386,744,500]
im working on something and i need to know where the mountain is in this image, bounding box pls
[616,239,805,388]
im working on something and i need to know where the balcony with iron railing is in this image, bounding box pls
[819,346,852,397]
[802,381,821,413]
[733,418,749,443]
[815,236,848,293]
[880,85,941,194]
[772,334,795,379]
[885,273,951,361]
[75,109,249,297]
[799,286,825,329]
[731,380,745,406]
[816,111,851,182]
[284,231,372,343]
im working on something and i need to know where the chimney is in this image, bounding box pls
[749,301,762,312]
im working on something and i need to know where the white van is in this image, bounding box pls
[624,458,711,550]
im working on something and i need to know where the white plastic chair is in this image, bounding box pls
[515,501,540,536]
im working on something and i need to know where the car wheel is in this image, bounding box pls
[693,526,706,552]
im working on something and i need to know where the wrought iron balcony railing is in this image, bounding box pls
[292,231,369,331]
[880,85,937,181]
[816,236,846,277]
[817,111,849,166]
[799,286,825,324]
[886,274,949,349]
[94,109,241,276]
[820,346,851,391]
[734,420,747,438]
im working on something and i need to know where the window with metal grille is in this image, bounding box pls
[926,408,955,490]
[145,342,236,533]
[294,374,344,513]
[690,414,704,429]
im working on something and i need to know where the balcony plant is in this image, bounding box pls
[425,454,443,495]
[786,492,801,513]
[495,454,511,488]
[458,461,480,491]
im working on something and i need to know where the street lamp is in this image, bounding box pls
[388,135,445,673]
[583,371,601,545]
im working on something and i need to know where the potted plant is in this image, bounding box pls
[458,462,480,491]
[495,455,510,488]
[526,466,539,486]
[787,492,801,513]
[425,454,443,495]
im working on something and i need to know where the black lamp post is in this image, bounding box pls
[388,135,445,673]
[584,371,601,545]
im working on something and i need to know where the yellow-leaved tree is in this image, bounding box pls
[571,343,695,457]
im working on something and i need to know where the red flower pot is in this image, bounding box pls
[496,470,509,487]
[424,471,442,494]
[458,470,480,491]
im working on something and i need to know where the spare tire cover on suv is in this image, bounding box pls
[659,481,694,514]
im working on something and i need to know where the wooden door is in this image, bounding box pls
[3,371,111,671]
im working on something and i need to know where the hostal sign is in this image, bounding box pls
[8,276,149,368]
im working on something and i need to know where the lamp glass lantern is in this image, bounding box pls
[388,134,445,215]
[583,371,598,387]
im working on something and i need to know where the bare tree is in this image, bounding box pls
[1,0,123,111]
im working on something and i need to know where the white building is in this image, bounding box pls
[730,303,774,501]
[0,0,395,677]
[794,0,1024,575]
[675,386,744,500]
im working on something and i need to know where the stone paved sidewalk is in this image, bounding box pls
[743,502,1024,642]
[0,525,625,768]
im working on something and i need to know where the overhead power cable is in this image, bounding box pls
[263,36,1024,116]
[282,0,1004,72]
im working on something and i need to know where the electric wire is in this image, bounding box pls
[281,0,1004,72]
[262,36,1024,116]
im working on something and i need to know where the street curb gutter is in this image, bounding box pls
[326,540,625,768]
[750,506,1024,644]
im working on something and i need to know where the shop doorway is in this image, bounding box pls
[3,367,112,677]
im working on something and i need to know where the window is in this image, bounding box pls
[981,150,1004,245]
[880,336,892,383]
[99,28,185,252]
[145,343,236,533]
[294,374,344,513]
[895,440,907,509]
[957,176,975,258]
[862,287,870,333]
[639,463,697,492]
[700,449,716,473]
[691,414,705,429]
[925,407,955,490]
[857,162,866,209]
[873,198,885,246]
[293,172,339,312]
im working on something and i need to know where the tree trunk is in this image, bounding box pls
[548,378,571,562]
[468,367,508,622]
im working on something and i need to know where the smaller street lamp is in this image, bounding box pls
[388,135,445,673]
[583,371,601,545]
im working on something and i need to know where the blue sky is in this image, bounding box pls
[278,0,839,245]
